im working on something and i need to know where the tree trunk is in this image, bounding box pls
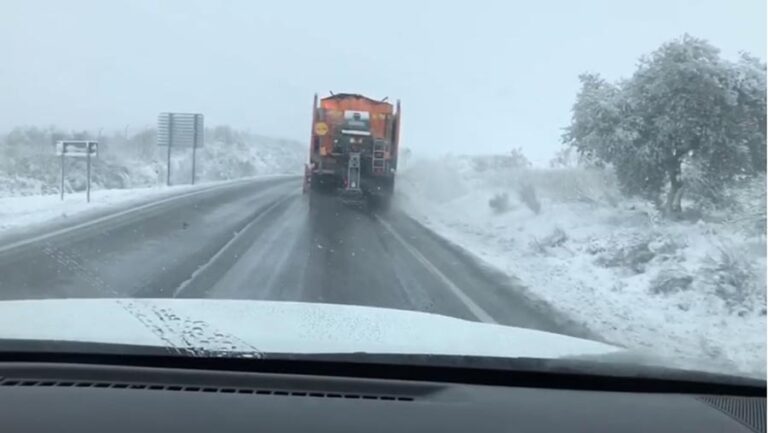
[665,161,684,215]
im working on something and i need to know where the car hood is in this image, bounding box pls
[0,299,624,360]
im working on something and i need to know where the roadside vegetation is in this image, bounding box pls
[562,34,765,218]
[0,125,305,198]
[399,35,766,377]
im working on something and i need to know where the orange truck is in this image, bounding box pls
[305,93,401,206]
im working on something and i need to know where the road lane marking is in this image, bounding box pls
[374,215,498,324]
[172,194,296,298]
[0,177,297,255]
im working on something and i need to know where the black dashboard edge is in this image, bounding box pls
[0,348,762,397]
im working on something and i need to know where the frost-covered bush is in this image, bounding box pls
[0,126,305,197]
[648,235,684,256]
[509,167,621,206]
[461,157,623,208]
[650,269,693,295]
[595,238,655,273]
[702,247,764,312]
[542,227,568,248]
[723,174,767,237]
[529,228,568,254]
[472,150,530,174]
[488,192,510,214]
[518,182,541,214]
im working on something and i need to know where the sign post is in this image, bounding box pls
[56,140,99,202]
[60,151,65,201]
[86,142,93,203]
[191,119,198,185]
[157,113,204,186]
[166,114,174,186]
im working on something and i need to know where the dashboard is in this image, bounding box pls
[0,360,764,432]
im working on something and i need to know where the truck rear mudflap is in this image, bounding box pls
[339,189,366,208]
[308,181,391,211]
[363,175,395,196]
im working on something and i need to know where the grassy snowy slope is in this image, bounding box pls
[0,129,305,198]
[397,156,766,378]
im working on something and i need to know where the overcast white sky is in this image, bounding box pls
[1,0,765,163]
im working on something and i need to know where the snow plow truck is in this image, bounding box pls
[304,93,401,208]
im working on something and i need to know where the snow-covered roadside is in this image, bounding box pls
[396,156,766,378]
[0,128,306,199]
[0,176,292,236]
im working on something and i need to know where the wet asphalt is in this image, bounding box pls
[0,177,587,337]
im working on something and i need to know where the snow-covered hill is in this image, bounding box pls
[0,127,305,198]
[397,155,766,378]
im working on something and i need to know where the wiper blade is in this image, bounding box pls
[260,352,767,390]
[0,338,261,359]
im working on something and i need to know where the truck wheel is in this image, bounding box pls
[384,177,395,195]
[379,194,392,212]
[369,193,391,213]
[310,174,325,193]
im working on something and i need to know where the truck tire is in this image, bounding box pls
[367,191,392,213]
[310,173,328,193]
[378,194,392,212]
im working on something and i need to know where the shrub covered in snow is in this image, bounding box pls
[529,227,568,254]
[488,192,510,214]
[650,269,693,295]
[595,238,655,273]
[702,247,764,313]
[517,182,541,214]
[397,154,766,377]
[0,126,305,198]
[473,148,531,173]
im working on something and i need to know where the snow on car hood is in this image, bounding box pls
[0,299,622,359]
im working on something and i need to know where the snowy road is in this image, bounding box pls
[0,177,586,337]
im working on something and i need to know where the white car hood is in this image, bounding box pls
[0,299,622,360]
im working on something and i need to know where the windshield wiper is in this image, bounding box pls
[0,339,260,359]
[263,352,766,390]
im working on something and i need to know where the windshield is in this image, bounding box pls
[0,0,765,382]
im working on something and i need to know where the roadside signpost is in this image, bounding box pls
[56,140,98,202]
[157,113,204,186]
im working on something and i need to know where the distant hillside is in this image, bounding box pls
[0,126,306,197]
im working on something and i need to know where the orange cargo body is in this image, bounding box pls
[307,93,400,201]
[319,95,393,141]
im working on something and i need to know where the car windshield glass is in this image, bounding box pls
[0,0,765,382]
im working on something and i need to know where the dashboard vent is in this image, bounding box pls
[698,396,766,433]
[0,378,414,402]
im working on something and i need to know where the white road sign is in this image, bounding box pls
[157,113,204,148]
[56,140,98,157]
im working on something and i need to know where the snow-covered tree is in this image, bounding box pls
[211,125,239,146]
[562,72,665,201]
[550,141,607,168]
[549,147,576,168]
[564,35,764,214]
[509,147,532,168]
[732,53,767,174]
